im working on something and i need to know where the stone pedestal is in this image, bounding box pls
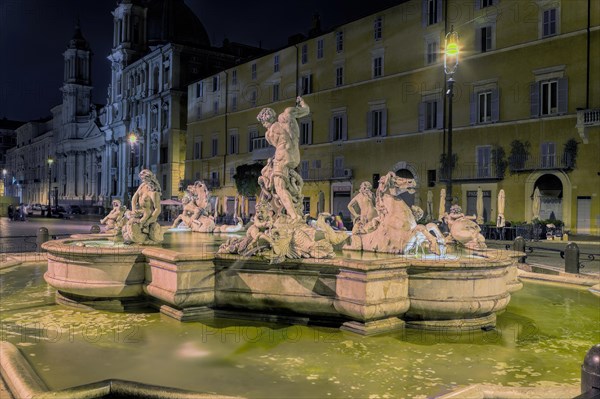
[143,248,215,321]
[334,260,410,335]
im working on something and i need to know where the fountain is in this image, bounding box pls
[39,97,523,336]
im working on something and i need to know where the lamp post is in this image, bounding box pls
[2,169,6,196]
[444,27,459,210]
[47,158,54,217]
[128,133,138,207]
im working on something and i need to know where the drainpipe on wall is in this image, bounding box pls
[223,71,228,190]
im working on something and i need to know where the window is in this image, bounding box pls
[212,75,220,92]
[531,74,567,117]
[231,70,237,85]
[541,142,556,168]
[374,17,383,41]
[273,55,280,72]
[251,63,257,80]
[471,86,499,124]
[333,157,345,177]
[477,146,492,177]
[336,31,344,52]
[231,94,237,111]
[373,173,381,189]
[272,83,280,101]
[427,170,436,187]
[426,39,438,64]
[194,139,202,159]
[213,100,219,115]
[211,138,218,157]
[478,91,492,123]
[330,113,347,141]
[229,131,239,154]
[301,44,308,64]
[419,100,441,131]
[335,66,344,87]
[300,119,312,145]
[368,108,387,137]
[476,0,494,8]
[372,56,383,78]
[303,197,311,214]
[250,89,257,107]
[163,65,170,86]
[248,128,258,152]
[317,39,324,59]
[423,0,441,26]
[195,82,204,98]
[479,26,493,52]
[301,74,313,95]
[541,80,558,115]
[543,8,557,37]
[300,160,309,179]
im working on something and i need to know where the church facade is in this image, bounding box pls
[6,0,253,208]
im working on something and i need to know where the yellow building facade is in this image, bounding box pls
[186,0,600,235]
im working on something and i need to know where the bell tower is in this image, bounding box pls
[61,20,93,125]
[107,0,147,110]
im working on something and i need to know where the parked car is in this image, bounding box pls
[51,206,67,216]
[30,203,42,211]
[69,205,85,214]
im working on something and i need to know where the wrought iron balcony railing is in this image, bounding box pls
[508,154,574,172]
[439,163,502,181]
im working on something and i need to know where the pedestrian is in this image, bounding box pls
[8,204,14,220]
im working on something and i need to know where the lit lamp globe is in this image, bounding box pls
[444,29,459,76]
[128,133,137,146]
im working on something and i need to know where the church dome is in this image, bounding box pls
[143,0,211,48]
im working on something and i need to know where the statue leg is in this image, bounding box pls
[273,176,301,221]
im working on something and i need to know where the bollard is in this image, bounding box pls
[36,227,49,251]
[581,344,600,396]
[513,236,526,263]
[565,242,581,274]
[90,225,101,234]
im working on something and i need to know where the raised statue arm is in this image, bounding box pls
[289,96,310,119]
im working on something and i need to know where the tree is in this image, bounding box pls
[232,163,264,197]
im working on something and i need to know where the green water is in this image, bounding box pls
[1,263,598,398]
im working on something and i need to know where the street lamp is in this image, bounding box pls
[2,169,6,196]
[443,26,459,210]
[128,133,138,207]
[47,158,54,217]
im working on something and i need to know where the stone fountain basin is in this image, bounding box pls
[42,234,524,334]
[42,237,146,302]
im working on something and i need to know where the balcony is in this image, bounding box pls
[576,108,600,143]
[509,154,574,172]
[206,178,220,189]
[251,137,275,161]
[439,163,503,182]
[299,168,353,181]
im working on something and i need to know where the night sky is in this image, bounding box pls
[0,0,402,122]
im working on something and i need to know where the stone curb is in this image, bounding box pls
[0,253,47,270]
[517,265,599,287]
[436,383,579,398]
[0,341,244,399]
